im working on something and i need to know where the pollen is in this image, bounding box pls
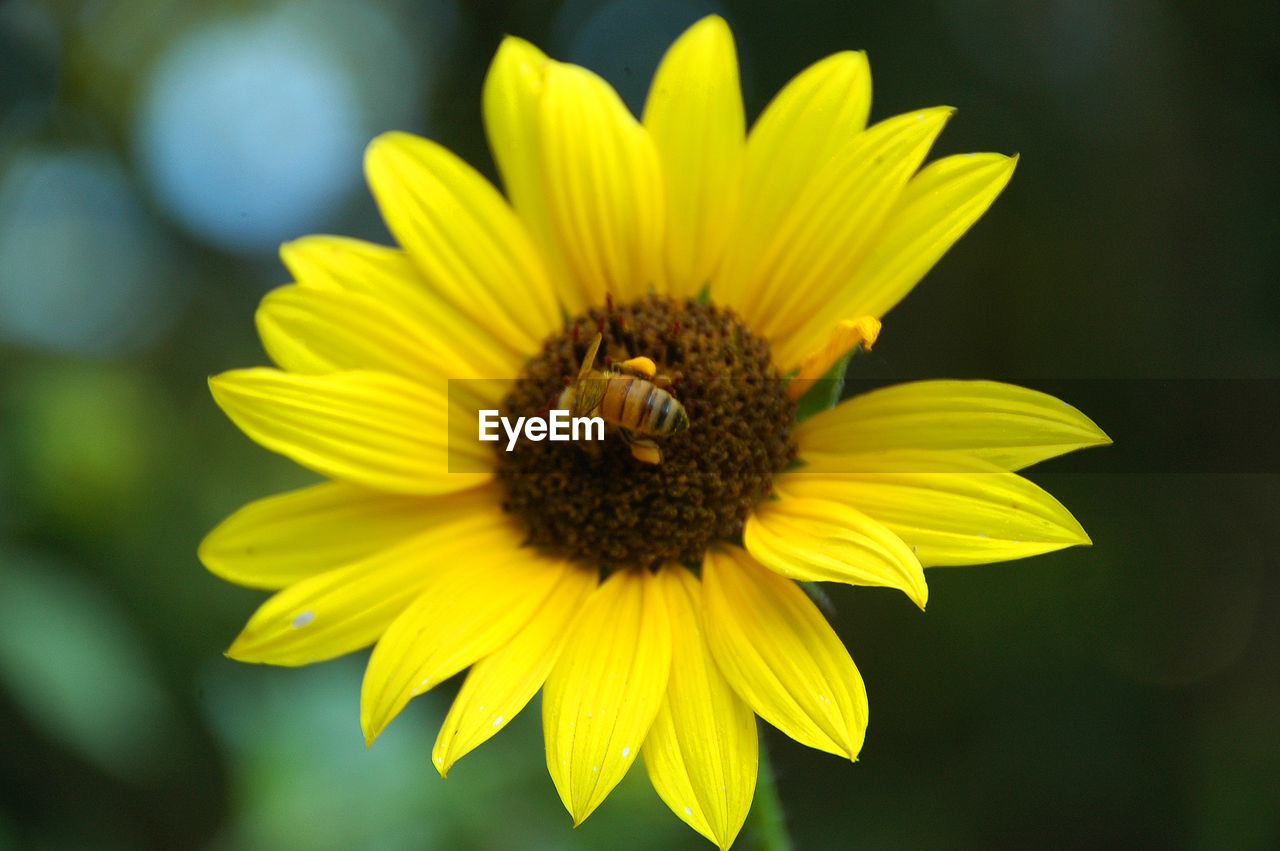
[497,295,796,570]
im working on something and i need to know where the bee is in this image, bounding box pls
[557,332,689,464]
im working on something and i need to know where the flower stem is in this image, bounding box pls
[747,734,793,850]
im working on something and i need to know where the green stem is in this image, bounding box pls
[747,733,793,850]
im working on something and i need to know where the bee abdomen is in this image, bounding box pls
[600,377,688,436]
[598,377,630,425]
[643,386,689,436]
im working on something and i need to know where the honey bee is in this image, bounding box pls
[557,332,689,464]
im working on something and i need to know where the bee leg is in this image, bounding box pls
[618,429,662,464]
[649,370,680,391]
[628,440,663,465]
[616,356,657,379]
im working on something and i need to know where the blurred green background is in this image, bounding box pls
[1,0,1276,847]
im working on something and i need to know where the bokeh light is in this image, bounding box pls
[0,552,183,783]
[4,361,161,534]
[133,15,366,254]
[131,0,455,256]
[0,148,178,353]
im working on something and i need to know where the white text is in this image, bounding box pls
[478,409,605,451]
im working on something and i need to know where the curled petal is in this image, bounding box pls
[786,316,881,401]
[740,107,954,350]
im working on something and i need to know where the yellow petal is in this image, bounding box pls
[199,481,454,590]
[786,316,881,400]
[483,36,549,214]
[278,236,523,381]
[745,496,928,609]
[483,37,575,307]
[702,546,867,760]
[744,106,954,356]
[360,546,571,744]
[543,568,671,825]
[432,560,598,777]
[643,566,756,851]
[778,451,1092,566]
[364,133,562,354]
[825,151,1018,324]
[208,368,492,495]
[796,380,1111,470]
[256,285,436,380]
[537,59,664,306]
[642,15,744,296]
[740,50,872,202]
[713,50,871,311]
[225,487,511,665]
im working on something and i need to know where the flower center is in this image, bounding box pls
[496,295,797,571]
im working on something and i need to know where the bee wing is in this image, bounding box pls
[576,374,608,413]
[578,333,603,380]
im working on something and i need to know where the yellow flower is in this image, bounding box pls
[200,16,1109,849]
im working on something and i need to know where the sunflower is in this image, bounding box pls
[200,16,1109,849]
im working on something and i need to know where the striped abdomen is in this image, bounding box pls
[599,376,689,436]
